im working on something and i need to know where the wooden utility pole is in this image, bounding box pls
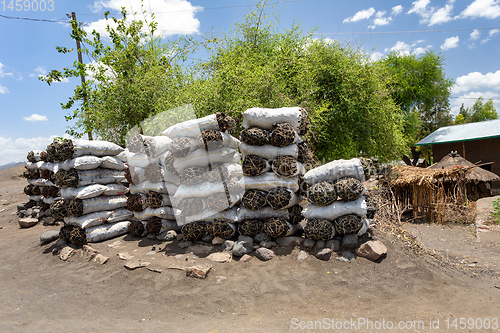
[71,12,93,140]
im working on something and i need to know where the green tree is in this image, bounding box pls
[380,51,454,163]
[187,4,406,161]
[453,98,498,125]
[41,6,200,144]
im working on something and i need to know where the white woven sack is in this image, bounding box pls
[81,195,128,216]
[25,161,44,170]
[108,208,134,223]
[162,114,219,139]
[28,178,55,187]
[28,150,43,161]
[271,159,306,178]
[302,197,367,220]
[39,162,60,173]
[303,158,364,185]
[86,221,131,243]
[102,183,128,196]
[29,195,43,202]
[43,196,61,204]
[60,184,107,200]
[237,206,290,221]
[59,156,102,171]
[72,139,124,157]
[100,156,127,170]
[116,149,130,163]
[173,147,240,172]
[242,107,304,131]
[174,182,225,199]
[64,210,113,229]
[357,218,370,236]
[75,169,125,187]
[127,152,159,168]
[239,142,299,160]
[143,135,173,157]
[129,181,178,195]
[238,172,300,192]
[133,206,177,220]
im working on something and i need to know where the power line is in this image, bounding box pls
[0,13,68,23]
[314,27,500,35]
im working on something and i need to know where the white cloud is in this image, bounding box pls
[440,36,459,50]
[384,40,430,55]
[480,28,500,44]
[368,11,392,29]
[392,5,404,16]
[451,91,500,115]
[0,62,14,77]
[470,29,481,40]
[22,114,48,122]
[453,69,500,93]
[0,136,60,165]
[343,7,376,23]
[0,85,8,94]
[428,1,455,25]
[387,41,412,55]
[458,0,500,19]
[370,52,384,62]
[84,0,201,37]
[408,0,432,21]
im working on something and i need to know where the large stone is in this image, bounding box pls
[190,244,214,257]
[178,241,193,249]
[315,240,325,249]
[355,240,387,261]
[240,254,252,262]
[18,217,38,228]
[212,236,225,245]
[255,247,276,261]
[42,216,56,226]
[276,236,304,248]
[259,241,277,249]
[315,248,333,261]
[207,252,232,263]
[254,233,269,243]
[125,260,150,270]
[93,254,109,265]
[342,234,359,250]
[303,239,316,249]
[232,237,253,257]
[40,230,60,244]
[297,250,309,260]
[336,251,356,262]
[164,230,178,241]
[186,265,212,279]
[81,245,100,262]
[325,239,340,251]
[59,246,75,261]
[202,234,214,243]
[117,252,133,260]
[222,240,235,252]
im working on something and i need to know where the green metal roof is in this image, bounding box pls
[416,119,500,146]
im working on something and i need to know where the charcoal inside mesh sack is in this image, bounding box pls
[239,127,269,146]
[143,136,172,158]
[146,216,163,235]
[364,193,378,219]
[178,197,205,216]
[68,226,87,246]
[333,213,363,236]
[144,163,163,183]
[206,192,231,212]
[128,220,146,236]
[272,155,302,178]
[51,198,69,220]
[181,221,206,241]
[266,187,296,210]
[297,141,314,165]
[238,219,264,236]
[179,166,207,185]
[307,181,337,206]
[241,189,268,211]
[127,133,146,153]
[334,177,365,201]
[145,191,170,209]
[288,204,304,225]
[304,218,335,241]
[358,157,374,181]
[169,137,198,158]
[242,155,269,177]
[268,122,296,147]
[206,219,236,238]
[263,218,290,238]
[199,129,223,151]
[127,193,147,212]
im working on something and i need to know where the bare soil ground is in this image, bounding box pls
[0,165,499,333]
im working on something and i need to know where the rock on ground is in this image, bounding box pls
[297,250,309,260]
[207,252,232,263]
[186,265,212,279]
[355,240,387,261]
[255,248,276,261]
[315,248,332,261]
[40,230,59,244]
[276,236,304,248]
[18,217,38,228]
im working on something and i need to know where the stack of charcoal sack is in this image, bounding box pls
[46,139,132,246]
[302,158,375,248]
[19,150,59,227]
[124,134,179,240]
[237,107,313,239]
[161,112,243,242]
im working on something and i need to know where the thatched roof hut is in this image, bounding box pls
[389,154,498,223]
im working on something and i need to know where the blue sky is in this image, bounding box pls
[1,0,499,164]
